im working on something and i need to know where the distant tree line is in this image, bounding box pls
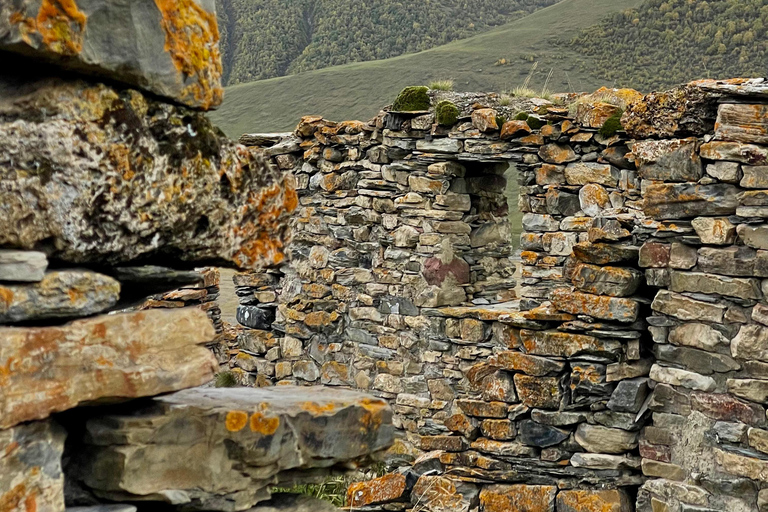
[570,0,767,91]
[216,0,559,85]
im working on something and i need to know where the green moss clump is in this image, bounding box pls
[515,112,529,121]
[392,86,431,112]
[526,116,544,130]
[496,116,508,129]
[435,100,460,126]
[599,110,624,137]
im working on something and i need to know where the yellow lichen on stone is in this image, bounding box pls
[10,0,88,56]
[153,0,223,110]
[249,412,279,435]
[225,410,248,432]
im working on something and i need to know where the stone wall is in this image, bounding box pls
[231,79,768,511]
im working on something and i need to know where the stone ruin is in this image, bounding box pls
[0,2,393,512]
[3,3,768,512]
[232,79,768,512]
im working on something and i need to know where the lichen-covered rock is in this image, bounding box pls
[643,183,739,220]
[0,271,120,323]
[410,476,478,512]
[70,387,393,511]
[715,103,768,145]
[556,489,632,512]
[479,484,557,512]
[622,83,718,139]
[550,288,639,323]
[0,77,296,269]
[347,473,407,508]
[0,420,66,512]
[0,0,222,109]
[0,308,218,429]
[631,138,702,182]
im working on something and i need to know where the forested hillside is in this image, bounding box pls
[571,0,767,90]
[215,0,559,84]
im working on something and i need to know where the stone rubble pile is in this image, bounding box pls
[234,79,768,511]
[0,2,393,512]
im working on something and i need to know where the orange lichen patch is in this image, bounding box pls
[479,484,559,512]
[0,287,14,309]
[23,0,89,56]
[225,410,248,432]
[570,363,604,389]
[249,412,279,435]
[346,473,406,508]
[500,120,532,140]
[300,401,337,415]
[0,483,29,512]
[556,489,630,512]
[153,0,223,110]
[232,175,298,269]
[304,311,339,328]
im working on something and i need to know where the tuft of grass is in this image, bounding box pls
[393,86,431,111]
[215,371,238,388]
[599,109,624,137]
[435,100,460,126]
[273,463,389,507]
[429,79,455,91]
[499,94,513,106]
[509,86,553,101]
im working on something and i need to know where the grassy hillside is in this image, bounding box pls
[571,0,767,91]
[216,0,559,84]
[209,0,644,137]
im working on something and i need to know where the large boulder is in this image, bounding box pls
[0,308,218,429]
[68,387,394,511]
[0,0,222,110]
[0,77,296,269]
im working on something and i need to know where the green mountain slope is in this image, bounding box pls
[209,0,644,136]
[571,0,767,91]
[216,0,559,84]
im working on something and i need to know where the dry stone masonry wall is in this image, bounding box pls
[0,2,394,512]
[233,79,768,512]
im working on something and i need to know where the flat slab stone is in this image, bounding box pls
[643,183,740,220]
[0,0,222,110]
[715,103,768,145]
[0,250,47,282]
[69,387,394,511]
[0,78,295,270]
[0,420,66,512]
[693,78,768,98]
[0,271,120,323]
[551,288,639,323]
[0,309,217,429]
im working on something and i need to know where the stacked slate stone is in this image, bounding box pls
[137,267,228,365]
[236,89,655,511]
[0,2,392,512]
[628,78,768,512]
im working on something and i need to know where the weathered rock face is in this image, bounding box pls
[0,308,218,429]
[0,0,222,110]
[0,77,296,269]
[0,420,66,512]
[622,83,718,139]
[69,387,394,511]
[0,271,120,323]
